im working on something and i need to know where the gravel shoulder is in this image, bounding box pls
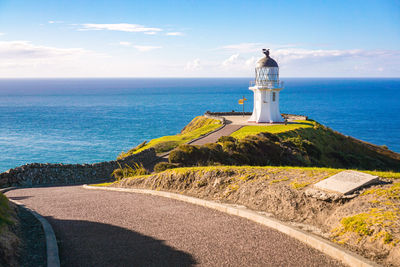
[16,205,46,267]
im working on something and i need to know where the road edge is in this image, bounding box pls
[83,184,379,267]
[1,187,60,267]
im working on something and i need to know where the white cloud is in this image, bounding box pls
[0,41,94,59]
[272,48,400,64]
[133,45,162,52]
[0,41,103,73]
[79,23,162,34]
[166,32,183,36]
[213,47,400,77]
[222,54,241,66]
[48,20,63,24]
[117,42,161,51]
[144,31,157,35]
[185,58,201,71]
[218,43,301,54]
[119,41,132,46]
[0,33,4,36]
[220,43,262,53]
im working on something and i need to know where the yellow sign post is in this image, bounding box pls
[238,96,248,116]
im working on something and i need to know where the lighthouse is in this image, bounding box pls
[248,49,284,123]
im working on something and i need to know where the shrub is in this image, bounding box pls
[169,144,227,166]
[302,140,321,159]
[169,144,200,165]
[218,136,236,143]
[221,141,236,153]
[154,162,180,172]
[111,162,149,180]
[0,193,13,229]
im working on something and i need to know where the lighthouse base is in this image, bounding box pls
[248,88,284,123]
[248,113,284,124]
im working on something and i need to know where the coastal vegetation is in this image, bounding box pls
[0,193,13,230]
[118,116,221,159]
[0,193,19,267]
[111,162,149,181]
[166,121,400,172]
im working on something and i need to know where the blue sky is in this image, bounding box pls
[0,0,399,77]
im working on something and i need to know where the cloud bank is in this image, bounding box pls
[0,41,92,60]
[216,45,400,77]
[185,58,201,71]
[79,23,162,34]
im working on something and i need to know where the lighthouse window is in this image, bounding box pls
[272,92,276,102]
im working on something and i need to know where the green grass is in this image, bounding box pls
[230,120,314,139]
[160,165,400,179]
[118,116,221,158]
[333,208,399,245]
[89,182,114,187]
[0,193,13,231]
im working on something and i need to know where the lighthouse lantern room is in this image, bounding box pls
[248,49,284,123]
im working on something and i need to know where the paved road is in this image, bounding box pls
[189,125,243,145]
[6,186,343,267]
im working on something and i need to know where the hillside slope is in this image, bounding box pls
[166,121,400,172]
[118,116,221,159]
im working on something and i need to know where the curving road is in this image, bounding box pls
[6,186,343,267]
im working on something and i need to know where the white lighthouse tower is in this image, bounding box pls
[248,49,284,123]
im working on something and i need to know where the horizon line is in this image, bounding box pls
[0,76,399,79]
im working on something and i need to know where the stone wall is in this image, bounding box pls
[203,113,226,124]
[204,111,308,121]
[205,111,252,116]
[0,148,157,188]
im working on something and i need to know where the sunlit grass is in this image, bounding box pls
[118,116,221,158]
[230,120,314,139]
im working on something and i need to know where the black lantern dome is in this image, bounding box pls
[256,49,278,68]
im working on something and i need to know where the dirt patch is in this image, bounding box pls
[111,166,400,266]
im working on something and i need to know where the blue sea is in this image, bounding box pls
[0,78,399,172]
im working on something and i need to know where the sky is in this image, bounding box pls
[0,0,399,78]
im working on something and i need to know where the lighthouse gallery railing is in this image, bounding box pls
[249,80,284,88]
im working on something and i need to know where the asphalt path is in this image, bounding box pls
[189,125,243,145]
[6,186,343,267]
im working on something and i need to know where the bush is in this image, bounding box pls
[154,162,180,172]
[0,193,13,228]
[302,140,321,159]
[169,144,227,166]
[169,144,200,165]
[218,136,236,143]
[256,132,280,142]
[111,162,149,181]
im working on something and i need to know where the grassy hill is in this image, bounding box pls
[165,120,400,172]
[118,116,222,159]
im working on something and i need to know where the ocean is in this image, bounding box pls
[0,78,399,172]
